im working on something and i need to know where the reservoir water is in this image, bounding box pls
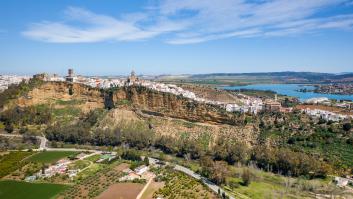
[222,84,353,101]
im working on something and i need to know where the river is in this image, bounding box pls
[222,84,353,101]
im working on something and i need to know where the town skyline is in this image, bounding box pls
[2,69,353,77]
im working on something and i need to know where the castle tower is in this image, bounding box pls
[66,68,76,82]
[127,70,138,83]
[68,69,74,77]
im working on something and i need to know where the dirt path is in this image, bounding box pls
[136,178,153,199]
[139,180,164,199]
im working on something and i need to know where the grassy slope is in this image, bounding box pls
[0,180,68,199]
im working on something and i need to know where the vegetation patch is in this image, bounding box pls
[27,151,78,164]
[84,154,101,162]
[153,167,217,199]
[52,107,81,118]
[55,99,84,106]
[0,180,69,199]
[0,135,39,150]
[68,160,91,170]
[223,166,340,199]
[59,162,126,199]
[0,151,33,178]
[116,99,131,106]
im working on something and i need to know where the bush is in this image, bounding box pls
[121,149,141,161]
[143,156,149,166]
[241,169,251,186]
[228,180,240,189]
[4,123,14,133]
[343,123,352,132]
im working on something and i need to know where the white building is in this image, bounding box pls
[304,97,329,104]
[135,165,148,175]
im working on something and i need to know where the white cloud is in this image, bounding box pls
[23,7,186,43]
[23,0,353,44]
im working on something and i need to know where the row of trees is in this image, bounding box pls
[251,146,331,178]
[158,136,330,180]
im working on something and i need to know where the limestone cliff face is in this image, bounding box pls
[10,82,104,113]
[7,82,240,125]
[112,86,239,125]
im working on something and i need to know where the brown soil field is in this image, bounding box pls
[296,104,353,115]
[97,183,144,199]
[114,163,130,172]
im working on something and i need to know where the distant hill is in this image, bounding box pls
[189,72,353,83]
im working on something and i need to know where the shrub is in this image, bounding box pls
[121,149,141,161]
[343,123,352,132]
[4,123,14,133]
[241,169,252,186]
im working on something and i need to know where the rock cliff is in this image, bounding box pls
[9,82,104,113]
[7,82,241,125]
[111,86,240,125]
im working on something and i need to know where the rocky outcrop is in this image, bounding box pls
[7,82,241,125]
[9,82,104,113]
[111,86,240,125]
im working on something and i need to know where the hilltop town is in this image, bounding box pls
[2,69,353,123]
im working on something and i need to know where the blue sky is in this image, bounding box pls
[1,0,353,76]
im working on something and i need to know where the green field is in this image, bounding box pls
[28,151,78,164]
[0,180,68,199]
[0,151,33,178]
